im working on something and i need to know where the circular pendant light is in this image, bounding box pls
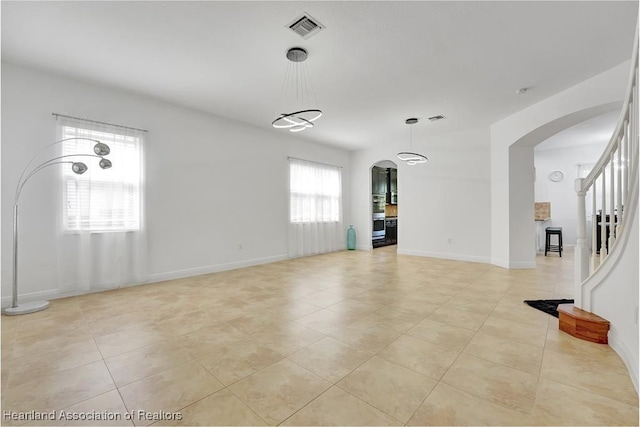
[397,152,428,165]
[397,118,428,165]
[272,109,323,132]
[272,47,323,132]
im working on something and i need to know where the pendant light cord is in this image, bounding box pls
[410,124,414,151]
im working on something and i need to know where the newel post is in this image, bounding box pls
[574,178,589,309]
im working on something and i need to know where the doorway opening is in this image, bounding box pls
[533,111,618,258]
[371,160,398,249]
[506,102,621,268]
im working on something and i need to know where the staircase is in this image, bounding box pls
[571,24,639,389]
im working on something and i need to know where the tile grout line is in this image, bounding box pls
[284,339,409,425]
[5,248,632,426]
[275,382,334,426]
[404,268,543,423]
[402,283,492,424]
[96,333,137,426]
[224,385,271,425]
[165,357,271,426]
[322,280,478,424]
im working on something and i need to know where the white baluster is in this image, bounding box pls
[600,166,607,261]
[628,101,632,186]
[574,178,588,309]
[608,153,616,250]
[633,79,638,167]
[632,88,635,161]
[622,119,628,217]
[591,182,598,272]
[636,82,639,168]
[629,110,634,182]
[617,135,623,237]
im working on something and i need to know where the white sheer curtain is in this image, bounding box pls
[55,116,148,294]
[289,158,344,258]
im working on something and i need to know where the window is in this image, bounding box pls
[61,124,143,231]
[289,158,341,223]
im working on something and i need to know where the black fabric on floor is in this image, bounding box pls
[523,299,574,318]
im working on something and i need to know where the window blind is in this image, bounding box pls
[61,125,142,231]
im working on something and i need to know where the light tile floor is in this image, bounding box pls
[1,246,638,426]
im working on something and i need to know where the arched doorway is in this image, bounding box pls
[505,102,622,267]
[371,160,398,249]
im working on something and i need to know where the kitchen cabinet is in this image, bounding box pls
[389,168,397,193]
[372,167,397,200]
[372,166,387,195]
[379,168,387,194]
[385,218,397,245]
[386,168,397,204]
[372,217,397,248]
[372,237,387,248]
[371,167,378,194]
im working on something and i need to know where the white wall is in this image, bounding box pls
[351,127,492,263]
[591,198,639,392]
[534,143,607,245]
[508,145,536,267]
[490,61,629,268]
[1,62,351,302]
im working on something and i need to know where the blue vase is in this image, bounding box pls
[347,225,356,250]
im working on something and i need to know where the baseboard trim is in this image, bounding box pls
[491,258,510,269]
[147,254,289,283]
[2,254,290,308]
[397,248,490,264]
[608,330,639,393]
[509,261,537,269]
[1,289,60,307]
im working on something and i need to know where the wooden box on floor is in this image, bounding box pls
[557,303,610,344]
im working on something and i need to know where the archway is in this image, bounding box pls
[507,102,622,267]
[369,159,398,249]
[490,58,628,269]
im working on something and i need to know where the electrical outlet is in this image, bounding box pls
[447,237,453,244]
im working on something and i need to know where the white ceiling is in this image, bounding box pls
[535,110,619,152]
[2,1,638,151]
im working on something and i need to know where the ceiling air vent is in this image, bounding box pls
[287,13,324,39]
[428,115,446,122]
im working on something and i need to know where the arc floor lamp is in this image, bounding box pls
[5,138,112,315]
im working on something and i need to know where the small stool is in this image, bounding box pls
[545,227,563,257]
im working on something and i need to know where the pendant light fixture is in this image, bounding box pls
[397,118,428,165]
[272,47,323,132]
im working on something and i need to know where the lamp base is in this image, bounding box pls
[4,300,50,316]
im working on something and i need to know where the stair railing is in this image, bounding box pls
[574,27,639,310]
